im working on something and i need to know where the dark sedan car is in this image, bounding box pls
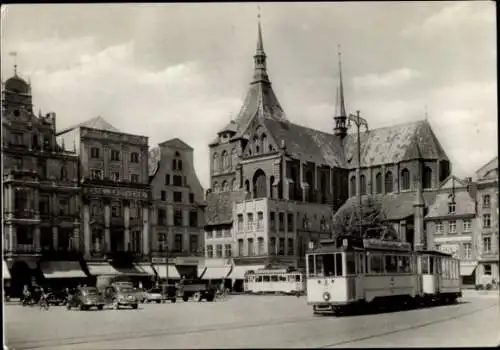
[66,287,105,311]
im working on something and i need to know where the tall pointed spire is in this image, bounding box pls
[334,44,348,138]
[252,6,270,85]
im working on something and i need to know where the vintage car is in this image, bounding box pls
[145,288,163,303]
[177,279,215,302]
[102,284,139,309]
[66,287,105,311]
[46,288,68,306]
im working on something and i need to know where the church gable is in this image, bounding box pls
[439,175,467,190]
[241,121,279,158]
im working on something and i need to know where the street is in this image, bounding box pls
[5,292,499,349]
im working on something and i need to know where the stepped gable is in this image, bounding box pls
[205,190,247,226]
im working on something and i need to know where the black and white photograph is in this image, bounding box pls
[1,2,498,349]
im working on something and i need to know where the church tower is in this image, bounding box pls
[333,46,348,138]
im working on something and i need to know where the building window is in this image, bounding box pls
[206,230,213,239]
[39,196,50,215]
[224,244,232,257]
[59,198,69,216]
[222,150,229,171]
[448,220,456,234]
[238,239,244,256]
[174,191,183,203]
[483,195,491,208]
[131,231,141,252]
[287,213,294,232]
[216,244,223,258]
[483,237,492,253]
[213,153,219,173]
[207,245,213,258]
[130,174,139,183]
[111,172,120,182]
[278,238,285,256]
[257,237,264,255]
[463,219,472,232]
[237,214,244,231]
[174,234,183,252]
[189,235,198,254]
[173,175,182,187]
[436,221,444,234]
[463,243,472,260]
[172,159,177,171]
[158,209,166,226]
[90,169,103,180]
[247,213,254,231]
[189,193,194,203]
[161,190,167,201]
[247,238,254,256]
[269,212,276,231]
[257,212,264,230]
[110,150,120,161]
[375,173,382,194]
[112,204,121,217]
[385,171,393,193]
[189,211,198,227]
[278,212,285,231]
[360,175,366,195]
[484,264,492,275]
[401,168,410,190]
[130,152,139,163]
[349,176,356,197]
[423,167,432,189]
[287,238,294,256]
[90,147,100,158]
[448,202,456,214]
[222,181,229,192]
[222,228,230,237]
[483,214,491,228]
[269,237,276,255]
[174,210,183,227]
[165,174,170,185]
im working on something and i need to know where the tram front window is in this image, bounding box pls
[313,253,341,277]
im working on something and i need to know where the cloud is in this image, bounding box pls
[352,68,421,90]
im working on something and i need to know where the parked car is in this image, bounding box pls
[102,284,139,309]
[66,287,105,311]
[145,288,163,303]
[46,289,67,306]
[177,279,215,302]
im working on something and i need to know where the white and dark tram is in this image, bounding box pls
[306,236,462,315]
[244,268,306,295]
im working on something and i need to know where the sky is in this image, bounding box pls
[1,2,497,189]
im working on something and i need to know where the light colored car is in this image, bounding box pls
[145,288,163,303]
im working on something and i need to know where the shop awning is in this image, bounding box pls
[136,264,156,276]
[200,266,232,280]
[87,262,122,276]
[153,264,181,279]
[40,261,87,279]
[460,262,478,276]
[3,260,11,280]
[113,265,149,276]
[229,265,265,280]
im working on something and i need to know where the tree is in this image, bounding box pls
[331,196,398,240]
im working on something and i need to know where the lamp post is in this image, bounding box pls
[347,111,369,238]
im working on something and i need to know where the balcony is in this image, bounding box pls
[4,244,40,256]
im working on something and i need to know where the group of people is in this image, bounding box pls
[21,283,88,309]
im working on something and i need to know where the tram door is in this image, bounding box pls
[355,252,365,300]
[432,256,440,293]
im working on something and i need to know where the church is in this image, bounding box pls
[203,19,451,282]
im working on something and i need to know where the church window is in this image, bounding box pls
[213,153,219,173]
[222,180,229,192]
[423,167,432,189]
[360,175,366,195]
[375,173,382,194]
[231,148,238,168]
[253,169,267,199]
[349,176,356,197]
[401,168,410,190]
[221,150,229,170]
[213,182,219,193]
[231,178,237,191]
[385,171,393,193]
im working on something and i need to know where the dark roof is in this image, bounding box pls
[425,191,476,219]
[148,147,161,177]
[159,138,193,150]
[205,190,247,226]
[218,120,238,134]
[4,74,30,94]
[58,116,120,134]
[335,191,438,222]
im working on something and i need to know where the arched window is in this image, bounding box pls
[245,180,250,193]
[320,173,327,204]
[349,176,356,197]
[213,153,219,173]
[253,169,267,199]
[222,180,229,192]
[423,167,432,189]
[375,173,382,194]
[306,170,314,202]
[212,182,219,193]
[401,168,410,190]
[253,136,259,154]
[360,175,366,195]
[385,172,393,193]
[231,178,237,191]
[261,134,267,153]
[231,149,238,168]
[221,150,228,171]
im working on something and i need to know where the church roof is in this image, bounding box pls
[58,116,121,134]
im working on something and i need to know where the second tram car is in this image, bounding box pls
[244,268,306,295]
[306,236,461,315]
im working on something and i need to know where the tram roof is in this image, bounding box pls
[308,236,412,254]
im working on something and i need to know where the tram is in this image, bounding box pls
[244,268,306,295]
[305,236,461,315]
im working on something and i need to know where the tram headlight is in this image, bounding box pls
[322,292,331,301]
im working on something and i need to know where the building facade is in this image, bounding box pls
[204,20,451,280]
[148,138,206,278]
[2,70,80,293]
[425,176,478,286]
[474,157,499,285]
[57,118,151,273]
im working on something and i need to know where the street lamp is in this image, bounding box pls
[347,111,369,238]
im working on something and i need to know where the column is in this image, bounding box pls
[8,225,16,252]
[34,226,41,252]
[381,165,386,194]
[104,199,111,252]
[329,167,334,204]
[124,200,130,251]
[73,220,80,252]
[83,202,91,257]
[142,205,149,255]
[52,226,59,250]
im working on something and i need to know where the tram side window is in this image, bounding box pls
[271,275,278,282]
[385,255,398,273]
[256,276,263,282]
[346,253,356,275]
[307,255,315,276]
[430,257,435,274]
[279,275,287,282]
[335,253,343,276]
[402,256,411,273]
[421,256,429,274]
[296,274,301,282]
[369,254,384,274]
[357,253,365,274]
[263,275,270,282]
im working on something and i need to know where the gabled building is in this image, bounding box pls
[204,19,451,286]
[148,138,206,279]
[425,175,478,286]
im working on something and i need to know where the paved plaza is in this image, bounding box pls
[4,292,499,349]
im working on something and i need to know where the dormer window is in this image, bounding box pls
[448,202,456,214]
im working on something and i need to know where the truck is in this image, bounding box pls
[177,279,216,302]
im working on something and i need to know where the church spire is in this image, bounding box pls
[252,8,270,85]
[334,44,348,138]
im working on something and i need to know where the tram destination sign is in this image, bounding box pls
[362,239,412,251]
